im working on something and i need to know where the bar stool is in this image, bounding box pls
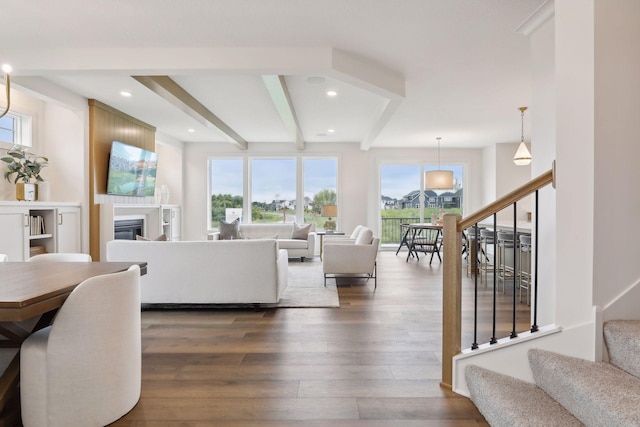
[496,231,516,293]
[480,229,495,284]
[465,227,485,277]
[518,234,532,305]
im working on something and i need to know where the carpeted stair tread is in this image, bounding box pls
[604,320,640,379]
[529,348,640,427]
[465,365,582,427]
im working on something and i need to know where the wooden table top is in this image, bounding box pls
[0,262,146,321]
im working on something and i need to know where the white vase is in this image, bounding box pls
[160,185,170,204]
[37,181,50,201]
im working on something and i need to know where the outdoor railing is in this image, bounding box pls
[441,167,555,388]
[380,217,420,244]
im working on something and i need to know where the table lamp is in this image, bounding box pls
[321,205,338,232]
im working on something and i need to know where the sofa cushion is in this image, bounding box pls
[355,228,374,245]
[136,234,167,241]
[291,222,311,240]
[219,219,240,240]
[278,239,308,249]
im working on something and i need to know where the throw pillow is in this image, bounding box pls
[136,234,167,241]
[355,228,373,245]
[291,222,311,240]
[219,218,240,240]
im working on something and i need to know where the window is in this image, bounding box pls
[208,156,339,229]
[0,112,32,148]
[303,158,337,229]
[251,158,296,223]
[379,163,464,244]
[209,158,243,227]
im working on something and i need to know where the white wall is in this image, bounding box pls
[482,144,496,207]
[555,0,596,330]
[592,0,640,310]
[41,103,85,202]
[155,139,184,206]
[530,12,557,326]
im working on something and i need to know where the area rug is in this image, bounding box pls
[261,259,340,308]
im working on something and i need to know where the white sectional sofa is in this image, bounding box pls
[209,223,316,261]
[106,239,288,305]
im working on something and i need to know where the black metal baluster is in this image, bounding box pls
[490,213,498,344]
[531,190,539,333]
[511,202,518,339]
[472,223,479,350]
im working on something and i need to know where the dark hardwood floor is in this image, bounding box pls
[112,250,531,426]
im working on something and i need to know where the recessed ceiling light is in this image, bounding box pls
[187,129,195,133]
[306,76,326,84]
[120,91,132,97]
[327,129,335,133]
[327,90,338,97]
[1,64,12,74]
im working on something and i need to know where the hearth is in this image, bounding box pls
[114,219,144,240]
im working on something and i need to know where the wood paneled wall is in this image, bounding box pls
[88,99,156,260]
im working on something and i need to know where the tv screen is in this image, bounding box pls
[106,141,158,197]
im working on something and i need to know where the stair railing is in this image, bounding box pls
[441,166,555,388]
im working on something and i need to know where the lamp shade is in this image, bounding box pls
[513,142,532,166]
[321,205,338,218]
[425,170,454,190]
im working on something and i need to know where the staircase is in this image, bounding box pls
[465,320,640,426]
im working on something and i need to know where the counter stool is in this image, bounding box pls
[518,234,532,305]
[497,231,516,293]
[480,229,495,284]
[465,227,484,277]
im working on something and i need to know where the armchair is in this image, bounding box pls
[322,233,380,288]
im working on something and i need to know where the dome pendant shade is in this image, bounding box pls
[513,106,531,166]
[425,170,454,190]
[513,141,532,166]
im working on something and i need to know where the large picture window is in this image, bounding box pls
[208,156,338,229]
[251,158,296,223]
[380,163,463,244]
[304,158,337,229]
[209,158,243,227]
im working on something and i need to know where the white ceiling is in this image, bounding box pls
[0,0,546,149]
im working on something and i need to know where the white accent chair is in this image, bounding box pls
[20,265,141,427]
[27,253,92,262]
[0,254,7,262]
[322,228,380,288]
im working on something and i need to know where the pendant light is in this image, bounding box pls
[0,64,12,119]
[425,137,454,190]
[513,106,532,166]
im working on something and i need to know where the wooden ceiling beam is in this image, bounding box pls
[132,75,247,150]
[262,75,304,150]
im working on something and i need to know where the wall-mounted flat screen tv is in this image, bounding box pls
[106,141,158,197]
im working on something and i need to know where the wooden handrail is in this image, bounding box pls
[458,168,554,232]
[441,165,555,388]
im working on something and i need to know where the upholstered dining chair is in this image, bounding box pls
[20,265,141,427]
[27,253,92,262]
[0,254,7,262]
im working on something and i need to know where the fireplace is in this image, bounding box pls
[114,219,144,240]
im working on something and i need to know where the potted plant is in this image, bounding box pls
[1,145,49,201]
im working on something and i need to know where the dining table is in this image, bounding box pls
[0,261,146,425]
[396,222,443,264]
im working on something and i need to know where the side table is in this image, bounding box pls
[317,231,346,260]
